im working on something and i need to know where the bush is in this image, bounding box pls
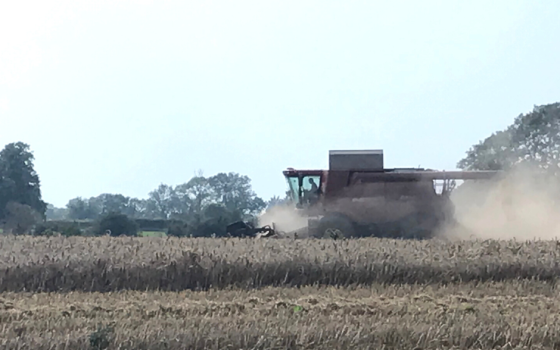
[34,221,83,236]
[135,219,167,231]
[94,212,138,236]
[166,220,190,237]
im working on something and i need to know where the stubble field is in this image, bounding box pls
[2,235,560,349]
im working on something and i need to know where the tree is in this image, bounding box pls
[65,194,144,220]
[144,184,178,219]
[53,170,268,237]
[0,142,47,219]
[127,198,148,218]
[4,201,43,234]
[174,176,214,218]
[45,204,69,220]
[457,130,514,171]
[66,197,98,220]
[0,170,15,220]
[458,102,560,172]
[208,172,266,220]
[96,193,133,216]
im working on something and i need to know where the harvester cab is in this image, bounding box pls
[283,168,325,209]
[227,149,502,239]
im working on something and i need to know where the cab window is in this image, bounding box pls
[302,175,321,193]
[286,176,300,203]
[301,175,321,204]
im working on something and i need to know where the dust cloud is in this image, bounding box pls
[257,204,310,238]
[444,165,560,241]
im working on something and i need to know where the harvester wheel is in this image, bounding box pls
[314,215,356,239]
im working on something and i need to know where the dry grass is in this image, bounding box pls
[2,235,560,349]
[0,235,559,292]
[2,283,560,349]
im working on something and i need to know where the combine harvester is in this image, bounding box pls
[227,150,502,239]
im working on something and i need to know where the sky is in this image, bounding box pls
[1,0,560,207]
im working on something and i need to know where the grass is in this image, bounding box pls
[1,235,559,292]
[2,235,560,349]
[2,283,560,349]
[138,230,167,237]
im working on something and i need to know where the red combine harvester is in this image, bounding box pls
[227,150,501,239]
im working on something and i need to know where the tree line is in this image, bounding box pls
[2,101,560,236]
[52,172,271,222]
[0,142,285,236]
[46,173,285,237]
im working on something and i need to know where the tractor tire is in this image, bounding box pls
[314,215,356,239]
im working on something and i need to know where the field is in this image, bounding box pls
[138,230,167,237]
[2,235,560,349]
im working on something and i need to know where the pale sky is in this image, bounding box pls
[1,0,559,207]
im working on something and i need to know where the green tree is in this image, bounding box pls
[0,169,15,220]
[45,204,69,220]
[66,194,145,220]
[144,184,178,219]
[4,201,43,234]
[0,142,47,219]
[458,102,560,172]
[66,197,98,220]
[174,175,213,218]
[57,171,267,237]
[127,198,148,218]
[140,172,266,236]
[208,172,266,220]
[96,193,133,216]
